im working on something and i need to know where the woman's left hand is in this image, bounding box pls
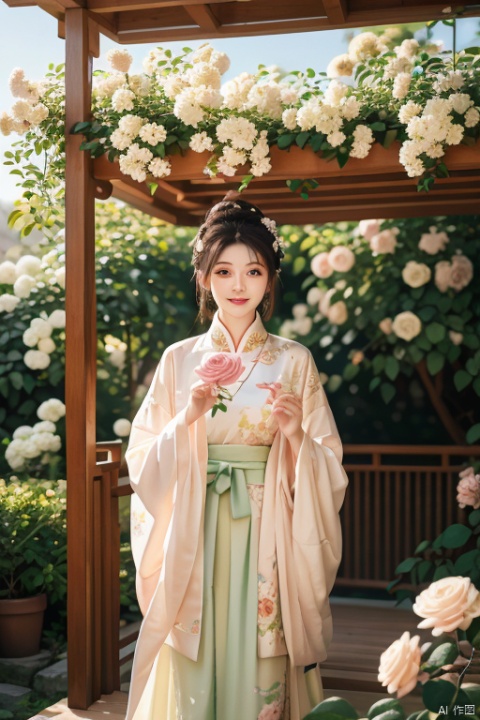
[256,383,303,439]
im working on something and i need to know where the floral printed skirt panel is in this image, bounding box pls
[144,444,323,720]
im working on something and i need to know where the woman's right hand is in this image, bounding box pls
[185,380,219,425]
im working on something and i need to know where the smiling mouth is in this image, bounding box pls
[229,298,248,302]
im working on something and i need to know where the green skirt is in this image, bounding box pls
[143,444,323,720]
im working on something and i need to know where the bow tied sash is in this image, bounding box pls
[206,458,266,519]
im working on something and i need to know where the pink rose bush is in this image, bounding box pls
[281,215,479,432]
[194,352,245,416]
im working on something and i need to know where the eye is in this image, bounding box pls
[215,269,230,275]
[249,269,262,275]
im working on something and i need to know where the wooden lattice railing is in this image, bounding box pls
[93,442,480,691]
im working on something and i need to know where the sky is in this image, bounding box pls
[0,3,478,205]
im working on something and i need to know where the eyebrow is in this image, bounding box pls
[214,261,265,267]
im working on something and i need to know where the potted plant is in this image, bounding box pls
[0,478,66,658]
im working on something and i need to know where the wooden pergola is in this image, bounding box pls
[2,0,480,713]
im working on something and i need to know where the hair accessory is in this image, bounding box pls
[260,217,285,255]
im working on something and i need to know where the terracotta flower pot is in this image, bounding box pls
[0,593,47,658]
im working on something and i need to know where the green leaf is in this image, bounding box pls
[304,696,358,720]
[421,641,457,672]
[455,369,473,392]
[238,174,253,192]
[469,509,480,528]
[380,382,395,404]
[295,132,311,149]
[426,350,444,375]
[467,424,480,445]
[383,129,397,149]
[8,371,23,390]
[372,354,385,375]
[415,540,431,554]
[468,614,480,652]
[454,549,480,574]
[343,364,360,381]
[385,356,400,381]
[370,122,386,132]
[277,133,296,150]
[425,322,445,344]
[148,182,158,196]
[434,523,472,549]
[422,680,469,712]
[395,557,419,573]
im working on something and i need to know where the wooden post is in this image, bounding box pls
[65,8,99,709]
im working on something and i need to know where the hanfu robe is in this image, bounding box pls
[125,310,349,720]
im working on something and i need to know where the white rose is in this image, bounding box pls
[311,252,333,279]
[282,108,298,131]
[328,246,355,272]
[12,425,34,439]
[113,418,132,437]
[306,287,324,305]
[293,317,313,335]
[435,261,452,292]
[392,311,422,341]
[358,219,382,241]
[370,229,398,254]
[22,438,42,458]
[24,350,51,370]
[378,632,421,698]
[328,300,348,325]
[13,274,36,299]
[449,254,473,291]
[37,398,66,422]
[108,349,126,369]
[292,303,308,319]
[418,227,449,255]
[413,576,480,636]
[33,420,56,433]
[326,53,355,78]
[38,337,56,354]
[348,32,386,62]
[30,318,53,339]
[23,327,40,348]
[0,260,18,284]
[465,107,480,128]
[106,48,133,73]
[48,309,66,328]
[54,267,65,288]
[401,261,431,288]
[0,294,21,313]
[449,331,463,346]
[449,93,473,115]
[112,88,136,112]
[15,254,42,277]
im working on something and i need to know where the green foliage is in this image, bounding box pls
[0,478,66,600]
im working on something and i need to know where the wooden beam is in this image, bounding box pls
[322,0,347,24]
[183,3,220,31]
[65,7,99,711]
[88,0,230,12]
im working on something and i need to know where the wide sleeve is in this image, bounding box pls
[259,349,349,667]
[124,346,209,720]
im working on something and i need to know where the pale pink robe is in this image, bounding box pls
[125,311,349,720]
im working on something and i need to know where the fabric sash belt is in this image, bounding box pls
[206,444,270,520]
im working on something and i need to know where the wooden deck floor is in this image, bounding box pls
[30,598,469,718]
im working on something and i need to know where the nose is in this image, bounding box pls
[232,274,245,291]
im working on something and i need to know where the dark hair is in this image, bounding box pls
[192,193,283,324]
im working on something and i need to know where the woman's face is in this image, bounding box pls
[203,242,270,323]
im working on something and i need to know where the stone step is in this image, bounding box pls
[0,682,31,711]
[32,659,68,696]
[0,650,53,687]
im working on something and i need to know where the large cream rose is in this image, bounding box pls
[413,576,480,636]
[402,261,432,288]
[370,228,398,254]
[378,631,421,698]
[328,246,355,272]
[418,227,449,255]
[391,311,422,341]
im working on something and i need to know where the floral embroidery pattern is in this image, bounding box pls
[238,407,276,446]
[255,677,286,720]
[257,569,284,645]
[305,369,322,399]
[243,330,269,353]
[247,483,264,512]
[132,509,146,536]
[256,343,292,365]
[174,619,200,635]
[278,368,301,395]
[211,327,230,352]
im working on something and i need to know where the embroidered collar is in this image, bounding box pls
[204,310,268,354]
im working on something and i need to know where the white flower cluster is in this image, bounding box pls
[5,399,65,471]
[22,309,65,370]
[104,334,127,370]
[1,68,48,136]
[280,303,313,338]
[0,249,65,315]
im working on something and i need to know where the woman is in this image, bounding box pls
[125,197,349,720]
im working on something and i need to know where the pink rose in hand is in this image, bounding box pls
[195,352,245,386]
